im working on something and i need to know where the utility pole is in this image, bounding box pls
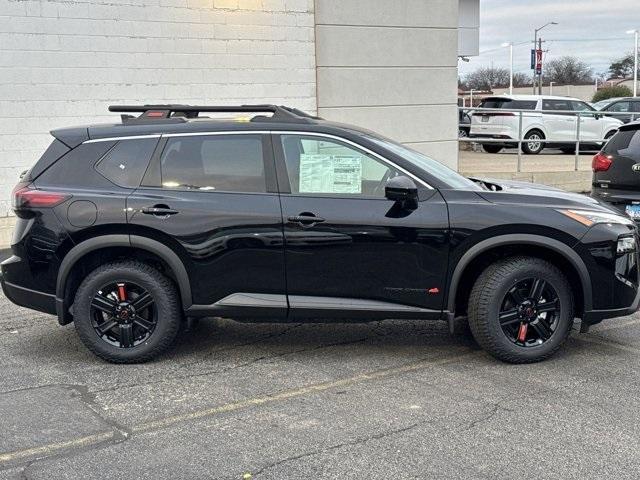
[533,22,558,95]
[628,29,639,97]
[537,37,542,95]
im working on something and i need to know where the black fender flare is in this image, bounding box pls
[446,234,592,314]
[56,234,192,324]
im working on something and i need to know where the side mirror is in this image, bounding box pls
[594,113,602,120]
[385,176,418,209]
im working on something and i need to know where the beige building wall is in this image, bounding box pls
[314,0,461,169]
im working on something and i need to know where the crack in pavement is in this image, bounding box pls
[90,336,370,394]
[247,420,432,479]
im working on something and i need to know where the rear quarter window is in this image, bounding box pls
[604,129,640,159]
[479,99,537,110]
[95,138,158,188]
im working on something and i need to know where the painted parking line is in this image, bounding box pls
[0,431,118,465]
[0,350,477,466]
[131,350,478,434]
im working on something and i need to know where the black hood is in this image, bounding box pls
[469,177,614,212]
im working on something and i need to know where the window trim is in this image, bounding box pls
[83,130,433,191]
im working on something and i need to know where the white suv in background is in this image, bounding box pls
[469,95,623,154]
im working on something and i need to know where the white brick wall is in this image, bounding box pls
[0,0,316,216]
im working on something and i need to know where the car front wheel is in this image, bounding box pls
[468,256,574,363]
[73,261,182,363]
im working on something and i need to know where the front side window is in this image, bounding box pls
[608,102,631,113]
[571,101,595,112]
[160,135,266,193]
[96,138,158,188]
[280,135,400,197]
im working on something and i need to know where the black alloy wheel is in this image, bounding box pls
[468,256,574,364]
[74,261,181,363]
[498,277,560,347]
[90,281,157,348]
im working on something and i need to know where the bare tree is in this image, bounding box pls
[464,67,511,90]
[544,56,593,85]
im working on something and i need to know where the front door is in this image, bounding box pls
[273,133,450,319]
[571,100,601,141]
[127,132,287,317]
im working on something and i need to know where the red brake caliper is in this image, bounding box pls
[517,323,528,343]
[117,283,127,302]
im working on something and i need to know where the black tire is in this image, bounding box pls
[468,256,574,364]
[459,128,469,138]
[482,144,503,154]
[74,261,181,363]
[522,130,545,154]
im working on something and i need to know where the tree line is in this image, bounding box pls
[459,54,638,91]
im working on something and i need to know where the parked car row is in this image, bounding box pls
[467,94,624,154]
[593,97,640,124]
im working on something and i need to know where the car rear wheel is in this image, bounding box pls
[468,256,574,363]
[482,144,503,154]
[73,261,181,363]
[522,130,545,154]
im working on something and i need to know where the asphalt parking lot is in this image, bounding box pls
[2,292,640,479]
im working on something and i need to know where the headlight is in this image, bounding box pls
[558,209,635,227]
[617,236,636,254]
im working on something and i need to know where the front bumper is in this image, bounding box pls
[582,285,640,324]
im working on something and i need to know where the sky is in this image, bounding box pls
[459,0,640,79]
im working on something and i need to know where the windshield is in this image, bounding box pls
[363,134,481,190]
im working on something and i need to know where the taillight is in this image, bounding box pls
[592,152,613,172]
[12,184,71,209]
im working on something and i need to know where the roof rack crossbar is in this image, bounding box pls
[109,104,316,119]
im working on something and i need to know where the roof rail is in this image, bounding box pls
[108,104,321,124]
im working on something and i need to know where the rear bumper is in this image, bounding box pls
[0,267,56,316]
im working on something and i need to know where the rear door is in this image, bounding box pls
[127,132,287,316]
[273,132,450,319]
[541,98,574,141]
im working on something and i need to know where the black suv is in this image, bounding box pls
[592,121,640,219]
[2,105,639,364]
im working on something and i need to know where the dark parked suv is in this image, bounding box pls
[592,121,640,219]
[2,105,639,364]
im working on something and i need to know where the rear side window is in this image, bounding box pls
[604,129,640,159]
[160,135,266,193]
[96,138,158,188]
[479,99,537,110]
[542,99,571,111]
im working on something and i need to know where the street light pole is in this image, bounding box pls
[533,22,558,95]
[501,42,514,94]
[550,82,555,95]
[628,29,639,97]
